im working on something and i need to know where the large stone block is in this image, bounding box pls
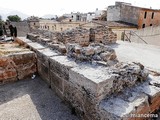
[36,48,59,85]
[37,60,50,84]
[10,51,37,80]
[27,42,46,52]
[69,64,114,103]
[0,69,17,83]
[50,71,64,93]
[0,51,37,83]
[49,56,77,81]
[36,48,59,67]
[15,37,33,47]
[11,51,36,65]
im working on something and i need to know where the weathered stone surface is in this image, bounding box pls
[59,28,90,45]
[83,46,95,56]
[26,33,40,41]
[0,51,37,84]
[27,42,45,52]
[98,73,160,120]
[10,51,37,80]
[67,43,117,64]
[69,64,114,103]
[36,48,58,67]
[15,37,33,47]
[50,71,64,93]
[99,93,149,120]
[50,56,77,81]
[37,60,50,84]
[40,38,52,46]
[90,26,117,44]
[36,48,59,85]
[58,45,67,54]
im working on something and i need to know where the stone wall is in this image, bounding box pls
[26,26,117,55]
[0,49,37,84]
[90,26,117,44]
[56,28,90,46]
[16,37,160,120]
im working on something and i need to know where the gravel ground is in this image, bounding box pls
[0,76,80,120]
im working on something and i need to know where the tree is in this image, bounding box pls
[7,15,21,22]
[0,15,3,36]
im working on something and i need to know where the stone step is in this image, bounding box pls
[99,75,160,120]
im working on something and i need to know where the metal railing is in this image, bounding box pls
[123,30,148,44]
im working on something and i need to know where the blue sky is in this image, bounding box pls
[0,0,160,16]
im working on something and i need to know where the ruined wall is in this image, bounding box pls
[59,28,90,46]
[0,50,37,84]
[91,26,117,44]
[16,37,160,120]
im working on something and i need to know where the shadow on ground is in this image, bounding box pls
[0,76,79,120]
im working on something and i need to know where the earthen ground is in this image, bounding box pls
[0,76,79,120]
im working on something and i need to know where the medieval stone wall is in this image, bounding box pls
[13,37,160,120]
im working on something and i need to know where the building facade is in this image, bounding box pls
[39,19,81,32]
[107,2,160,29]
[27,16,40,29]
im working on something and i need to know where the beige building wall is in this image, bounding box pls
[112,28,137,40]
[29,21,40,29]
[39,20,82,32]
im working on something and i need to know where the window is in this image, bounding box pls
[151,12,154,19]
[34,22,36,25]
[150,24,152,26]
[77,15,80,20]
[144,12,147,19]
[142,24,145,28]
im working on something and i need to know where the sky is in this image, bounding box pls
[0,0,160,17]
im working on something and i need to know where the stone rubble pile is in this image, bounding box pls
[26,26,118,57]
[108,62,149,94]
[67,43,118,65]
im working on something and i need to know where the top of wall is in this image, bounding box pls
[110,1,160,12]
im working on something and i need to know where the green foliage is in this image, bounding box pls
[7,15,21,22]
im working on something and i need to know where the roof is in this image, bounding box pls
[80,21,137,28]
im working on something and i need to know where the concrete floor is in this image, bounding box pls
[112,41,160,72]
[0,76,79,120]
